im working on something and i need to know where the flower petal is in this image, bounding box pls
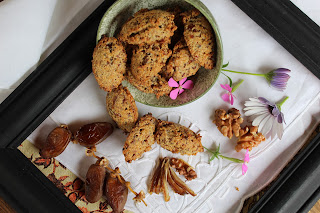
[272,106,281,117]
[244,149,250,163]
[260,116,273,136]
[220,84,232,92]
[274,68,291,73]
[277,121,284,139]
[221,93,230,102]
[258,114,273,134]
[169,88,180,100]
[178,88,184,94]
[244,107,269,117]
[179,78,187,86]
[244,101,266,107]
[168,78,179,87]
[242,163,248,175]
[182,80,194,89]
[230,94,234,105]
[271,117,278,140]
[252,113,269,127]
[249,97,260,102]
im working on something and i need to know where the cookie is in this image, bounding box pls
[126,69,171,99]
[182,10,215,69]
[92,37,127,92]
[123,113,157,163]
[118,9,177,45]
[155,120,203,155]
[165,39,201,81]
[131,43,172,81]
[106,85,138,133]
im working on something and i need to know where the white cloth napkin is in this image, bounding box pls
[2,0,320,212]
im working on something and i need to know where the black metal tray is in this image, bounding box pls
[0,0,319,212]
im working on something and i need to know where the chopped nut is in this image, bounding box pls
[170,158,197,180]
[235,126,266,152]
[213,108,244,139]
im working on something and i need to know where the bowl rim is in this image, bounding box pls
[96,0,223,108]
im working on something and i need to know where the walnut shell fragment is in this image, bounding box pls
[213,108,244,139]
[235,126,266,152]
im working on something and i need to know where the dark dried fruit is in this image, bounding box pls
[74,122,113,147]
[40,125,72,158]
[104,171,128,213]
[85,158,107,203]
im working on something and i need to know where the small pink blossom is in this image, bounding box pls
[168,78,194,100]
[242,149,250,175]
[221,84,235,105]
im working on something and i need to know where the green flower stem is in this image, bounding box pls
[231,79,244,93]
[222,69,265,77]
[276,96,289,110]
[219,155,244,163]
[203,146,216,154]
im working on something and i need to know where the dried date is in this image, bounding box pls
[85,158,107,203]
[104,171,128,213]
[40,125,72,158]
[74,122,113,147]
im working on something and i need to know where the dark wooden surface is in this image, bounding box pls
[0,195,319,213]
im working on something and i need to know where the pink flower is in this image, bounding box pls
[242,149,250,175]
[221,84,235,105]
[168,78,194,100]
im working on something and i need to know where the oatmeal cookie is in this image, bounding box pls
[106,85,138,133]
[131,43,172,81]
[155,120,203,155]
[182,9,215,69]
[92,37,127,91]
[118,9,177,45]
[123,113,157,163]
[165,39,201,81]
[126,70,171,99]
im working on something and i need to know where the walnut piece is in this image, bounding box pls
[213,108,244,139]
[235,126,266,152]
[170,158,197,180]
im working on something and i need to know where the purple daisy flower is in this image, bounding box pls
[264,68,291,91]
[222,66,291,91]
[244,97,289,140]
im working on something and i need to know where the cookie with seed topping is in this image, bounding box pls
[182,9,215,69]
[92,37,127,91]
[123,113,157,163]
[155,120,203,155]
[118,9,177,45]
[131,43,172,81]
[106,85,138,133]
[126,69,171,99]
[165,39,201,81]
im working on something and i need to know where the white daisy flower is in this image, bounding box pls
[244,97,288,140]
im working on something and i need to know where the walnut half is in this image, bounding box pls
[213,108,244,139]
[235,126,266,152]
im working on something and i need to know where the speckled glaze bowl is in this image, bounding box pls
[97,0,223,107]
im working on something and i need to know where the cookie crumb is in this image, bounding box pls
[235,187,239,191]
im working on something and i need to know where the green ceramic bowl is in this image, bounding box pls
[97,0,223,107]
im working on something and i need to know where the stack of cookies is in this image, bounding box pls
[92,8,216,99]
